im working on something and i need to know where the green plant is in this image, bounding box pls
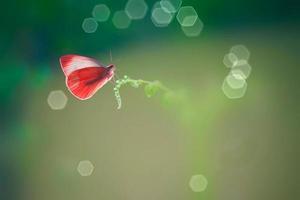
[113,75,173,109]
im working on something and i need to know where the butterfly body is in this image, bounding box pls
[59,55,115,100]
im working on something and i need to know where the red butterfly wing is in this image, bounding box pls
[60,54,103,76]
[66,67,112,100]
[59,54,114,100]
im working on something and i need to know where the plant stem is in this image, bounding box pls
[113,75,172,109]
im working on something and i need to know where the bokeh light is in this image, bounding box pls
[176,6,198,27]
[112,11,131,29]
[189,174,208,192]
[226,72,246,89]
[222,45,251,99]
[151,7,174,27]
[160,0,175,13]
[82,17,98,33]
[47,90,68,110]
[92,4,111,22]
[230,44,250,60]
[125,0,148,20]
[223,53,238,68]
[232,60,252,78]
[181,17,203,37]
[77,160,94,176]
[160,0,182,13]
[222,77,248,99]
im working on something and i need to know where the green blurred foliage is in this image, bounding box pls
[0,0,299,200]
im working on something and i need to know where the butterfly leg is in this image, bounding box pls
[114,73,120,80]
[112,75,116,83]
[109,75,117,86]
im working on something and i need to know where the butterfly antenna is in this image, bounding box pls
[109,49,122,80]
[109,49,122,65]
[109,49,113,62]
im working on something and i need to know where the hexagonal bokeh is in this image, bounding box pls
[125,0,148,20]
[112,10,131,29]
[82,17,98,33]
[181,17,203,37]
[232,60,252,78]
[222,77,247,99]
[160,0,182,13]
[92,4,110,22]
[230,44,250,60]
[77,160,94,176]
[223,53,238,68]
[176,6,198,27]
[189,174,208,192]
[47,90,68,110]
[152,1,163,11]
[160,0,175,13]
[226,72,246,89]
[151,7,174,27]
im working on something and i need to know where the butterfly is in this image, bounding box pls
[59,54,115,100]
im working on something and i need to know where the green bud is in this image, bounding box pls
[144,83,159,98]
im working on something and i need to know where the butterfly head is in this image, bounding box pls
[107,64,115,71]
[106,64,115,76]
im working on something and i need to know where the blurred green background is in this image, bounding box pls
[0,0,299,200]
